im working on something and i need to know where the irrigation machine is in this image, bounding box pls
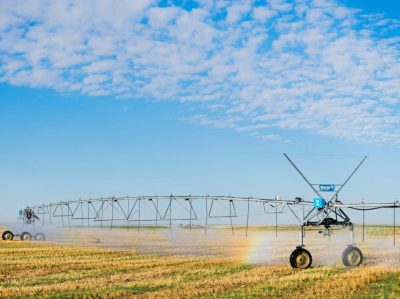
[2,154,399,269]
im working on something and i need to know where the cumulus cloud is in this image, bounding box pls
[0,0,400,144]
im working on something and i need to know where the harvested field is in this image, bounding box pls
[0,226,399,298]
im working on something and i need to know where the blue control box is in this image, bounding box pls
[313,198,326,209]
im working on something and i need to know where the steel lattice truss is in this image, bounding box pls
[29,194,400,235]
[30,195,306,235]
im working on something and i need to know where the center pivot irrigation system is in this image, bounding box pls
[3,154,400,269]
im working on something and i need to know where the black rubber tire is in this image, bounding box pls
[35,233,46,241]
[20,232,32,241]
[2,231,14,241]
[342,246,363,267]
[290,247,312,269]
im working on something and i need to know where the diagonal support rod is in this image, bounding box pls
[284,153,323,199]
[329,156,367,203]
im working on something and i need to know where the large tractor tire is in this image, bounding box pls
[342,246,363,267]
[20,232,32,241]
[290,247,312,269]
[2,231,14,241]
[35,233,46,241]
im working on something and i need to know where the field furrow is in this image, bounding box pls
[0,229,399,298]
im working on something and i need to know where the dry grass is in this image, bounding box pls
[0,235,399,299]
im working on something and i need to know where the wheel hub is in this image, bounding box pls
[22,234,30,241]
[296,252,310,268]
[348,250,361,266]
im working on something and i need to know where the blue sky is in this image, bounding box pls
[0,0,399,223]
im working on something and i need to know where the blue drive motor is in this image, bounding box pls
[313,198,326,209]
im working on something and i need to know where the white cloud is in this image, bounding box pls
[147,6,179,28]
[269,0,292,12]
[226,2,251,23]
[0,0,400,145]
[252,6,277,22]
